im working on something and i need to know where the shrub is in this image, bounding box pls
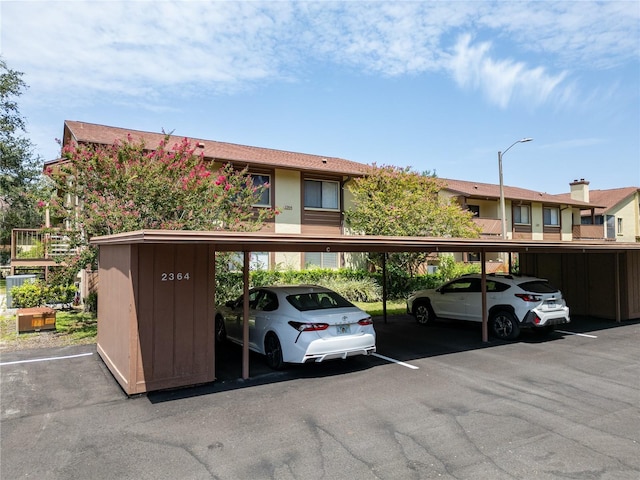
[319,277,382,302]
[214,267,381,304]
[214,262,477,304]
[10,281,44,308]
[10,281,77,308]
[84,291,98,312]
[46,284,76,306]
[436,255,480,282]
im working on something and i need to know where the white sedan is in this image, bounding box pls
[215,285,376,369]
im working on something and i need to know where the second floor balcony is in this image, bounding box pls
[472,217,607,241]
[572,224,611,241]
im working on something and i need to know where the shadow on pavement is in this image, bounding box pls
[147,314,638,403]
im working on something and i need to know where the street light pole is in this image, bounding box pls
[498,138,533,239]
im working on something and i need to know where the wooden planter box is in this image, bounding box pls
[16,307,57,333]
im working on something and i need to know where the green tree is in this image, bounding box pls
[345,164,480,275]
[44,134,279,275]
[0,58,45,249]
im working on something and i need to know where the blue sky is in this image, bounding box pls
[2,0,639,194]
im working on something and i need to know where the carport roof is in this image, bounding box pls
[90,230,640,254]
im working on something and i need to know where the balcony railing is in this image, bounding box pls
[472,218,608,241]
[572,225,608,241]
[11,228,80,262]
[472,217,502,237]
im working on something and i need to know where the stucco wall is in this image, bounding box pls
[610,193,640,242]
[274,252,303,269]
[274,169,302,234]
[462,198,499,218]
[531,203,543,240]
[561,208,574,241]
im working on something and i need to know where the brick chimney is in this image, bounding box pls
[570,179,590,202]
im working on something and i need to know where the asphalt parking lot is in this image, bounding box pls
[2,315,639,479]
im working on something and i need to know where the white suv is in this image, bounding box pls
[406,274,570,340]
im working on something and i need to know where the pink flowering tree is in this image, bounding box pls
[43,135,277,282]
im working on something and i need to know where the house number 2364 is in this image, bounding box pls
[161,272,190,281]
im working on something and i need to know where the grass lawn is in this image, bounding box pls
[354,299,407,317]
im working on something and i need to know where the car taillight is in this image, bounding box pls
[358,317,373,326]
[515,293,541,302]
[288,321,329,332]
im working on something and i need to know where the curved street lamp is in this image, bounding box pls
[499,138,533,239]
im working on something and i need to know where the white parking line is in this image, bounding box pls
[0,352,94,366]
[556,330,598,339]
[372,353,419,369]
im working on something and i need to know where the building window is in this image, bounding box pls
[467,205,480,217]
[229,252,269,271]
[467,252,480,262]
[304,252,338,269]
[304,180,339,210]
[251,174,271,207]
[543,207,560,226]
[617,217,623,234]
[583,215,607,226]
[513,205,530,225]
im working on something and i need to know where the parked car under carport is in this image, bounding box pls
[90,230,640,394]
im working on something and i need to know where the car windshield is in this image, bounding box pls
[286,291,355,312]
[518,280,558,294]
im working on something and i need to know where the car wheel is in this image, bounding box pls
[490,310,520,340]
[215,315,226,344]
[264,333,284,370]
[413,301,435,326]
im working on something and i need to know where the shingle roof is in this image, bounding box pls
[582,187,639,215]
[60,120,369,176]
[441,178,599,209]
[53,122,629,212]
[472,217,502,236]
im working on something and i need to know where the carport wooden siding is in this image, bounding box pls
[520,251,640,321]
[135,244,215,393]
[624,251,640,319]
[96,244,137,393]
[560,253,590,318]
[97,243,215,395]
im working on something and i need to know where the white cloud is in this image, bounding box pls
[2,1,637,109]
[476,1,640,70]
[3,1,295,98]
[448,34,569,108]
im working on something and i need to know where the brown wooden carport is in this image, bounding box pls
[91,230,640,395]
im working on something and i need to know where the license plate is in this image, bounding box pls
[336,324,351,335]
[546,302,556,309]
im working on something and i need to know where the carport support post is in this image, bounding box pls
[615,252,621,323]
[382,252,388,324]
[481,250,488,342]
[242,251,250,380]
